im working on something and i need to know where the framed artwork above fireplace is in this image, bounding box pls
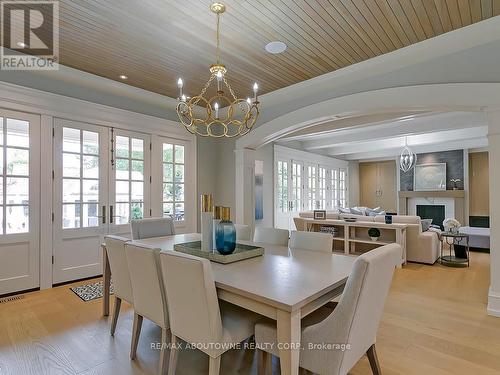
[414,163,447,191]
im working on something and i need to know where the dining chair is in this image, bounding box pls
[289,230,333,253]
[130,217,175,240]
[103,235,133,336]
[159,251,261,375]
[234,224,252,241]
[255,243,402,375]
[124,242,170,374]
[253,227,289,246]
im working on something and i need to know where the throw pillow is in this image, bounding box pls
[421,219,433,232]
[350,208,364,215]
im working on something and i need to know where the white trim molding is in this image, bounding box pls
[488,287,500,318]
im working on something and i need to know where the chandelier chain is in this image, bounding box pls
[192,74,216,106]
[216,13,221,64]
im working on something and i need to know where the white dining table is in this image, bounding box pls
[101,233,356,375]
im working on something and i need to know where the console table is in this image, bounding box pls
[302,218,407,266]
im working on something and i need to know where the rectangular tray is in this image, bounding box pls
[173,241,264,264]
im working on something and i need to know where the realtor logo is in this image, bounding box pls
[1,1,59,70]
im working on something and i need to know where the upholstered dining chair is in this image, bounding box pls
[160,251,261,375]
[289,230,333,253]
[255,243,402,375]
[253,227,289,246]
[130,217,175,240]
[124,243,170,374]
[234,223,252,241]
[103,235,133,336]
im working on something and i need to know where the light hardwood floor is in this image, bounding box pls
[1,252,499,374]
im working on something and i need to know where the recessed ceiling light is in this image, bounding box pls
[16,42,27,48]
[265,41,287,54]
[119,74,128,80]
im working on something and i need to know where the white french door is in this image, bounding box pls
[275,159,303,230]
[52,120,109,283]
[151,136,196,233]
[108,129,151,236]
[0,109,40,295]
[53,121,152,283]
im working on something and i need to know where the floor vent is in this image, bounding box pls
[0,295,24,304]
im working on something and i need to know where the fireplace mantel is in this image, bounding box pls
[398,190,465,199]
[398,190,465,223]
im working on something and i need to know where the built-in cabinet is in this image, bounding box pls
[359,160,397,212]
[469,152,489,217]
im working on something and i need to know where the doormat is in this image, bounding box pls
[70,280,114,302]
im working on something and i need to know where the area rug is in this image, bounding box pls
[70,281,114,302]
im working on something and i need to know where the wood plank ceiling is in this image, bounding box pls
[12,0,500,98]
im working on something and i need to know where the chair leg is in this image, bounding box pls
[168,334,179,375]
[366,344,381,375]
[257,349,265,375]
[110,297,122,336]
[208,355,221,375]
[159,328,169,375]
[130,313,143,360]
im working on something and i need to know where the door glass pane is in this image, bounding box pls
[163,163,173,182]
[163,144,173,162]
[6,177,29,204]
[6,148,29,175]
[7,119,29,148]
[131,160,144,181]
[63,127,80,153]
[115,181,129,202]
[163,183,173,201]
[174,164,184,182]
[6,205,29,234]
[63,179,80,203]
[174,145,184,163]
[115,136,129,158]
[131,138,143,159]
[83,155,99,178]
[0,146,3,175]
[114,203,129,225]
[131,181,143,201]
[175,203,184,221]
[0,207,3,234]
[83,131,99,154]
[116,159,129,179]
[63,204,79,229]
[131,202,143,220]
[82,203,99,227]
[163,203,173,218]
[63,153,80,177]
[83,179,99,203]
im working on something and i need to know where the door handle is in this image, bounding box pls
[110,205,113,224]
[102,205,106,224]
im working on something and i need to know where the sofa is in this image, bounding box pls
[297,211,440,264]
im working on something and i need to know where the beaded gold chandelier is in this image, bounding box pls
[175,2,260,138]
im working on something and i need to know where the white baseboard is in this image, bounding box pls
[487,287,500,317]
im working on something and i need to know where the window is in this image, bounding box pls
[331,168,347,208]
[114,135,145,224]
[62,127,100,229]
[317,167,327,209]
[162,143,185,221]
[307,165,317,210]
[1,118,30,234]
[291,162,302,211]
[276,160,288,212]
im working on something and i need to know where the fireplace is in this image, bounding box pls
[417,205,445,230]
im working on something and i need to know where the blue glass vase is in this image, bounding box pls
[215,220,236,255]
